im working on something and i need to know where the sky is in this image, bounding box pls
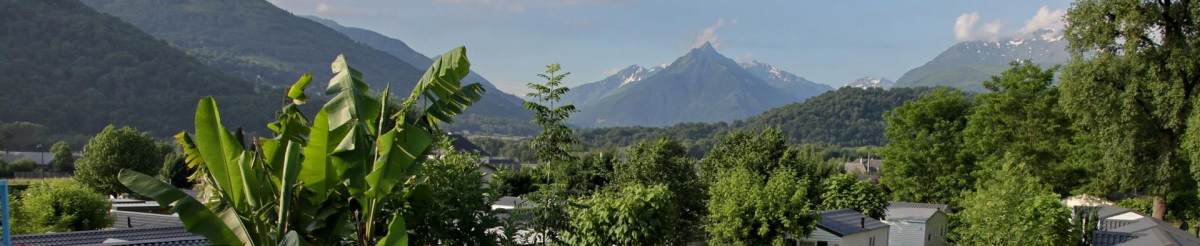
[268,0,1074,96]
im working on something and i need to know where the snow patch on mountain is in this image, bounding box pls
[845,77,894,89]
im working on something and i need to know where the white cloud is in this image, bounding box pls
[693,18,733,49]
[432,0,623,12]
[953,6,1065,41]
[735,53,755,63]
[603,67,621,76]
[1020,6,1067,33]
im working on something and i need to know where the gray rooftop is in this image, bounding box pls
[817,209,888,237]
[884,207,942,222]
[111,211,184,228]
[888,201,951,213]
[12,226,202,246]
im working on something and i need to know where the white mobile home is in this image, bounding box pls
[882,207,947,246]
[798,209,889,246]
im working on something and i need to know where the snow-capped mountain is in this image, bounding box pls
[895,29,1068,91]
[740,60,833,100]
[558,64,659,106]
[845,77,894,89]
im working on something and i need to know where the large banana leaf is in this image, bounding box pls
[299,109,336,202]
[399,46,482,128]
[118,170,242,245]
[193,97,249,211]
[277,142,302,238]
[375,213,409,246]
[364,124,433,199]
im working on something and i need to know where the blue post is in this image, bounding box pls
[2,179,9,246]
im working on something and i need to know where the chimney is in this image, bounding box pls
[860,217,865,228]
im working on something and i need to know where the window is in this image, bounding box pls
[869,237,875,246]
[817,241,828,246]
[927,233,931,241]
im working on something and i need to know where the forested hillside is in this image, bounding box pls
[576,87,935,151]
[82,0,424,90]
[0,0,279,137]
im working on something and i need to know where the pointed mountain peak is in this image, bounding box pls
[696,41,717,53]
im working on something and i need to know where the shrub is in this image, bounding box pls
[16,180,113,233]
[74,125,164,195]
[9,158,38,172]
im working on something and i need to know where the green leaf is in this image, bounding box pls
[288,74,313,105]
[118,170,242,245]
[399,46,482,128]
[193,97,249,211]
[364,124,433,198]
[300,109,335,202]
[278,231,305,246]
[277,142,303,240]
[375,213,409,246]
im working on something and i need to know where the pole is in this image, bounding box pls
[2,179,10,246]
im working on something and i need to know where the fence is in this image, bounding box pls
[10,172,71,180]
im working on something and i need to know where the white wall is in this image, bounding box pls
[842,227,889,246]
[798,228,843,246]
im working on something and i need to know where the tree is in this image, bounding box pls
[406,137,501,245]
[699,128,841,203]
[523,63,583,242]
[8,158,37,172]
[74,125,164,196]
[158,152,194,189]
[1062,0,1200,220]
[562,184,677,246]
[49,141,75,173]
[0,122,48,150]
[117,49,485,245]
[705,168,819,246]
[955,165,1074,245]
[614,137,705,241]
[963,62,1082,195]
[819,173,888,219]
[880,88,976,207]
[15,180,113,233]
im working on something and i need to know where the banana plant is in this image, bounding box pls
[118,46,485,246]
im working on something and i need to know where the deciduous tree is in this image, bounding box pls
[75,125,163,195]
[880,88,976,207]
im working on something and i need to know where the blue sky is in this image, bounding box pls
[269,0,1073,95]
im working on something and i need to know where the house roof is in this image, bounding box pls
[93,236,209,246]
[888,201,951,213]
[884,207,942,223]
[1084,205,1200,246]
[816,209,888,237]
[1093,231,1137,246]
[12,226,202,246]
[111,211,184,228]
[449,134,491,156]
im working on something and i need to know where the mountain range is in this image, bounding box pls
[567,42,833,127]
[845,77,894,89]
[894,29,1069,91]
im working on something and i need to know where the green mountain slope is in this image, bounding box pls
[577,87,935,148]
[82,0,424,90]
[302,16,531,119]
[895,31,1069,91]
[571,42,797,127]
[0,0,279,137]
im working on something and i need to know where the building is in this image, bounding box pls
[798,209,890,246]
[1084,205,1200,246]
[843,158,882,174]
[882,203,948,246]
[13,209,206,245]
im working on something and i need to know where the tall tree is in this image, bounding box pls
[522,63,581,243]
[705,168,818,246]
[963,62,1082,195]
[956,164,1074,245]
[880,88,976,207]
[1062,0,1200,219]
[699,128,840,203]
[818,173,888,219]
[49,141,75,173]
[563,184,678,246]
[614,137,705,242]
[74,125,165,196]
[406,137,501,245]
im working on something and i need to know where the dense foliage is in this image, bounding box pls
[0,0,280,138]
[705,168,818,246]
[14,180,113,234]
[1062,0,1200,219]
[880,88,976,208]
[613,137,705,241]
[74,125,166,195]
[49,141,75,173]
[406,139,501,245]
[818,173,888,219]
[955,166,1074,245]
[563,184,678,246]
